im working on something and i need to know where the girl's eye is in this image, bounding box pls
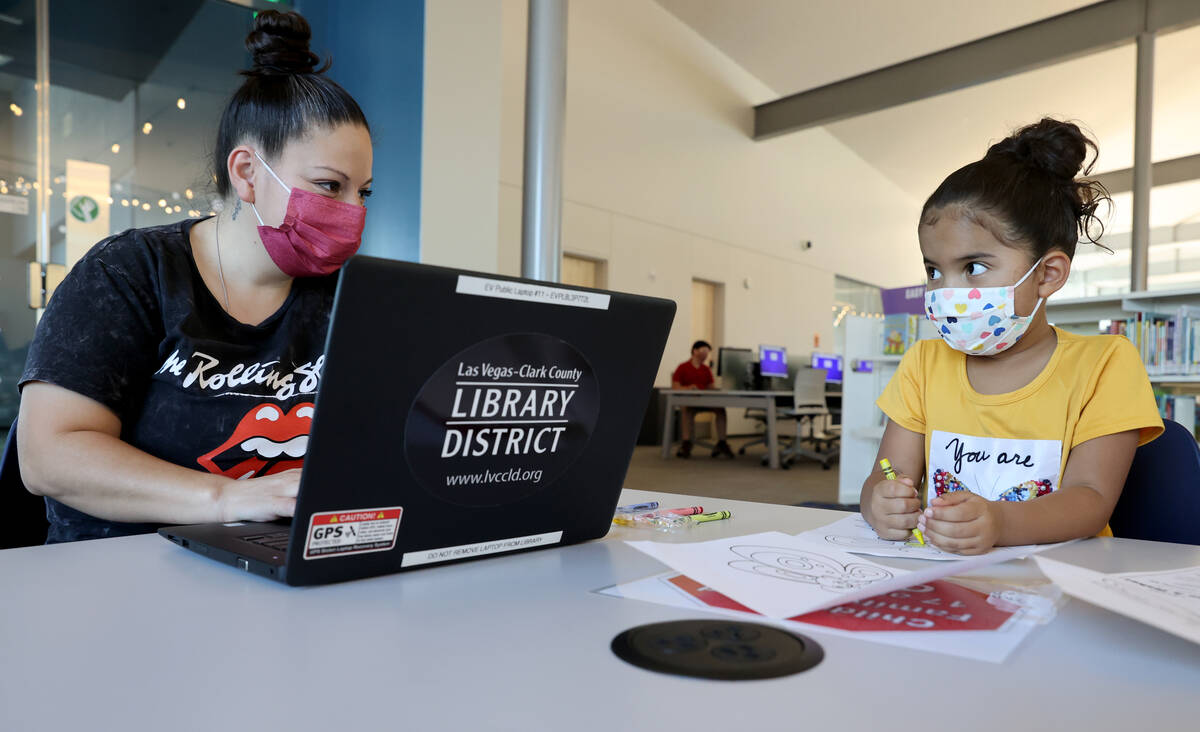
[926,267,942,281]
[966,262,988,276]
[315,180,340,194]
[359,189,373,199]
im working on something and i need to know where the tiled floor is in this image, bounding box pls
[621,443,844,507]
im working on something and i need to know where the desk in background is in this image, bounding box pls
[660,389,794,468]
[2,490,1198,730]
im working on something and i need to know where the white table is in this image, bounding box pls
[3,489,1199,731]
[660,389,793,468]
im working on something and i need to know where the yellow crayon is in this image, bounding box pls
[879,458,926,546]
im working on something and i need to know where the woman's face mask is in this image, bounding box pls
[249,150,366,278]
[925,257,1044,356]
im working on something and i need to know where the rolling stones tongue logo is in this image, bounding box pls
[197,403,314,479]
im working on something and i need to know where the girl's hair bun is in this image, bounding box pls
[986,118,1094,181]
[243,9,324,77]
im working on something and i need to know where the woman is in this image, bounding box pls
[17,9,374,542]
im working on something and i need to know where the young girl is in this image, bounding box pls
[17,10,373,542]
[862,118,1163,555]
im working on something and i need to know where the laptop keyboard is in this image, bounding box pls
[241,531,291,552]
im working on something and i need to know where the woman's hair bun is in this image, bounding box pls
[985,118,1095,182]
[243,9,324,77]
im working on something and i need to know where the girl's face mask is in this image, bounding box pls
[925,257,1044,356]
[249,151,367,278]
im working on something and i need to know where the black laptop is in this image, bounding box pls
[159,256,675,585]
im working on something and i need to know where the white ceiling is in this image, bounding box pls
[655,0,1099,97]
[656,0,1200,238]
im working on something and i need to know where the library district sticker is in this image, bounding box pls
[303,507,403,560]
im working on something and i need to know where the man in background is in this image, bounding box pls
[672,340,734,459]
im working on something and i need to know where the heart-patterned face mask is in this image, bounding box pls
[925,257,1044,356]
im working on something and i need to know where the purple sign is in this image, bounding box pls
[881,285,927,315]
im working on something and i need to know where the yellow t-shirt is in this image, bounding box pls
[876,328,1162,533]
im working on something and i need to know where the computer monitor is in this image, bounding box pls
[811,352,843,383]
[717,347,753,389]
[758,344,788,378]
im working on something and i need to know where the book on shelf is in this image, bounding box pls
[1104,305,1200,376]
[882,314,921,355]
[1154,391,1197,436]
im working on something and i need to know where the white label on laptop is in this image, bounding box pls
[400,531,563,567]
[303,506,404,560]
[456,275,610,310]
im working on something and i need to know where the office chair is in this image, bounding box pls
[1109,418,1200,546]
[1,419,50,549]
[775,368,839,470]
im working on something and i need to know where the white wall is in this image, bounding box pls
[419,0,503,271]
[495,0,922,388]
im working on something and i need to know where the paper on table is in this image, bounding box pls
[628,530,1070,619]
[797,513,1041,562]
[596,571,1040,664]
[626,532,905,618]
[1035,557,1200,645]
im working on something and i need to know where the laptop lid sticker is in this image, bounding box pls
[303,507,404,560]
[404,333,600,507]
[456,275,610,310]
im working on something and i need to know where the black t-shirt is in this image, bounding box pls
[19,219,336,542]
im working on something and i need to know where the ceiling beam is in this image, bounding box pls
[1092,153,1200,194]
[753,0,1200,141]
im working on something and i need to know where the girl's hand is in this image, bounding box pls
[866,474,922,540]
[919,491,1002,555]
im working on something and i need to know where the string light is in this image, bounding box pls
[111,143,120,154]
[9,103,22,116]
[184,188,194,200]
[176,97,186,110]
[121,199,129,207]
[131,198,140,206]
[106,196,114,204]
[157,198,167,208]
[141,202,150,211]
[142,122,153,135]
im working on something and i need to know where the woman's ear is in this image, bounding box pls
[227,146,257,204]
[1037,250,1072,298]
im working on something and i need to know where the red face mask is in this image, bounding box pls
[249,150,367,278]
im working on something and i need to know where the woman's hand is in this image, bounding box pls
[865,474,921,540]
[919,491,1002,555]
[216,469,301,523]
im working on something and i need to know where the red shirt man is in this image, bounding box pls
[670,340,733,459]
[672,359,715,390]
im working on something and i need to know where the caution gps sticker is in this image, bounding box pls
[404,333,600,507]
[303,507,403,560]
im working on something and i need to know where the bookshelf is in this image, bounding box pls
[1048,287,1200,434]
[1047,286,1200,383]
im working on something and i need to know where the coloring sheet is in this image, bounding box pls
[1035,558,1200,645]
[596,571,1040,663]
[797,513,1041,562]
[628,531,1071,619]
[626,531,906,618]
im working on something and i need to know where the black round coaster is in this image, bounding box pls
[611,620,823,680]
